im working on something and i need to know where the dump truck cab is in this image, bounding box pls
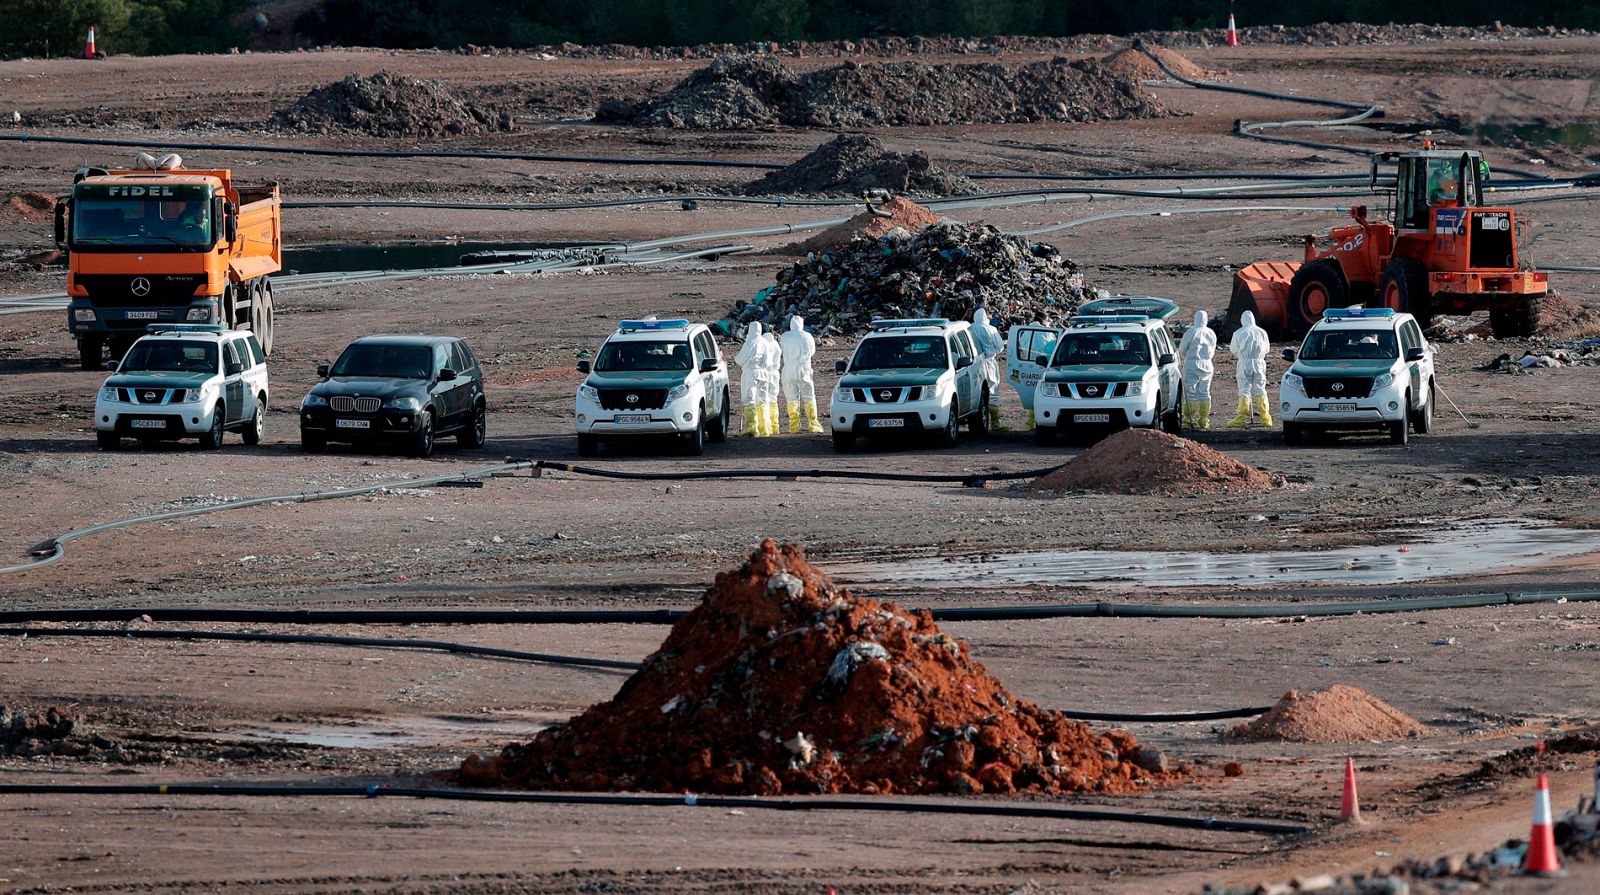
[57,157,282,369]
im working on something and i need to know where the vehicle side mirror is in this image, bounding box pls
[224,201,238,244]
[316,363,330,379]
[834,359,847,373]
[699,358,717,373]
[226,362,243,376]
[437,368,457,383]
[54,199,69,246]
[1281,347,1297,362]
[1158,353,1175,367]
[1405,346,1426,362]
[105,360,119,372]
[1035,353,1051,365]
[955,355,974,369]
[576,360,592,374]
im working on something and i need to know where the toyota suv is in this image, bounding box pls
[1280,307,1435,445]
[574,318,730,456]
[94,324,268,450]
[300,335,486,458]
[828,318,989,452]
[1025,297,1184,443]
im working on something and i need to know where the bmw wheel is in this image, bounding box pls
[411,411,435,458]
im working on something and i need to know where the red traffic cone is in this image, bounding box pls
[1522,773,1563,876]
[83,25,97,59]
[1225,13,1239,47]
[1339,756,1361,823]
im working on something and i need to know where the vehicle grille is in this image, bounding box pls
[119,387,176,404]
[78,274,207,308]
[330,397,382,413]
[599,388,666,410]
[1303,377,1373,399]
[855,386,923,404]
[1070,382,1115,399]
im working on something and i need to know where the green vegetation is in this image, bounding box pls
[0,0,252,58]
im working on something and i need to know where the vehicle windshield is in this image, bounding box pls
[119,340,217,374]
[595,339,692,372]
[1050,332,1151,366]
[849,336,948,371]
[331,344,433,379]
[72,198,213,248]
[1300,329,1400,361]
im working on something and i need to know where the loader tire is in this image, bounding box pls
[1287,259,1348,337]
[1490,297,1541,339]
[1380,258,1432,331]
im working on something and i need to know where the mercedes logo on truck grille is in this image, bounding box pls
[129,277,151,297]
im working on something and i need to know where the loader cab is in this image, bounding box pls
[1391,150,1484,231]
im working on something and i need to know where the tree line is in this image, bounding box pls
[3,0,1598,60]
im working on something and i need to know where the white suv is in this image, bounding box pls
[829,318,990,452]
[1280,307,1435,445]
[94,324,269,450]
[1026,302,1184,443]
[574,318,730,456]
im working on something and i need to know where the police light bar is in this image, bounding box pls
[617,318,691,331]
[1077,296,1180,321]
[869,318,950,329]
[144,323,227,333]
[1068,314,1148,325]
[1321,308,1395,319]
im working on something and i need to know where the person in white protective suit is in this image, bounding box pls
[971,308,1005,430]
[733,322,776,437]
[778,315,824,434]
[1177,310,1217,429]
[1227,309,1273,428]
[756,325,783,436]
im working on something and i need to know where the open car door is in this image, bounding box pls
[1006,325,1061,411]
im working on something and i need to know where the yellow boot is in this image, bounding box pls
[802,401,824,434]
[1253,395,1274,428]
[988,402,1004,431]
[1196,399,1212,430]
[764,403,780,437]
[741,405,760,436]
[1180,400,1195,429]
[786,404,802,434]
[1026,410,1036,430]
[1226,397,1252,428]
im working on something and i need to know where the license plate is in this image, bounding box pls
[1073,413,1112,424]
[867,418,904,428]
[130,419,164,429]
[613,413,652,424]
[335,418,371,429]
[125,311,158,320]
[1319,403,1359,412]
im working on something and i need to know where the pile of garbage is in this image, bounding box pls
[460,540,1186,796]
[742,134,975,197]
[1481,343,1600,373]
[273,71,515,138]
[1222,685,1427,744]
[599,53,1167,129]
[731,220,1088,335]
[1032,429,1284,497]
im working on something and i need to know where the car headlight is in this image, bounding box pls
[181,388,202,403]
[302,394,329,408]
[99,386,117,401]
[1040,383,1060,398]
[665,383,689,402]
[1124,380,1146,396]
[1283,373,1304,393]
[1372,372,1395,390]
[185,307,211,321]
[578,385,599,403]
[383,396,422,410]
[832,387,854,404]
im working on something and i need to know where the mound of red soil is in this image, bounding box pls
[1224,685,1428,744]
[1031,428,1283,496]
[1101,44,1209,80]
[793,195,944,253]
[1534,292,1600,339]
[461,540,1185,796]
[5,192,55,223]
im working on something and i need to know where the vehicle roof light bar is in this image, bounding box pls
[1321,307,1395,318]
[617,318,691,331]
[869,318,951,329]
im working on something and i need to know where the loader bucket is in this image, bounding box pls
[1228,261,1301,338]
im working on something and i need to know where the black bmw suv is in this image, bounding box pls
[299,335,486,457]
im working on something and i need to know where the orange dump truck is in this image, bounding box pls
[55,157,281,369]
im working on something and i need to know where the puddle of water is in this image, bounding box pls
[282,242,584,275]
[1476,121,1600,152]
[829,519,1600,590]
[228,713,549,750]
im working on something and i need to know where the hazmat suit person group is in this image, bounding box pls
[1227,309,1273,428]
[734,321,782,436]
[778,315,825,434]
[1177,310,1216,429]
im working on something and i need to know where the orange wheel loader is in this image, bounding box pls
[1227,149,1548,340]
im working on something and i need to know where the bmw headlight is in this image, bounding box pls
[302,393,329,408]
[383,396,422,410]
[1372,372,1395,390]
[578,385,599,403]
[1283,373,1305,393]
[99,386,117,401]
[665,383,689,403]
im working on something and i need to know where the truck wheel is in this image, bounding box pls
[1287,259,1349,336]
[78,335,104,371]
[247,287,265,342]
[1034,424,1056,445]
[459,402,486,448]
[1411,382,1434,434]
[96,430,120,451]
[410,411,435,458]
[1388,395,1410,445]
[935,401,960,448]
[969,387,991,435]
[1159,392,1182,434]
[831,430,855,453]
[707,388,729,443]
[1490,297,1540,338]
[199,405,225,449]
[680,408,706,456]
[241,399,264,446]
[260,279,275,355]
[1380,258,1432,330]
[1283,422,1304,446]
[577,434,599,457]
